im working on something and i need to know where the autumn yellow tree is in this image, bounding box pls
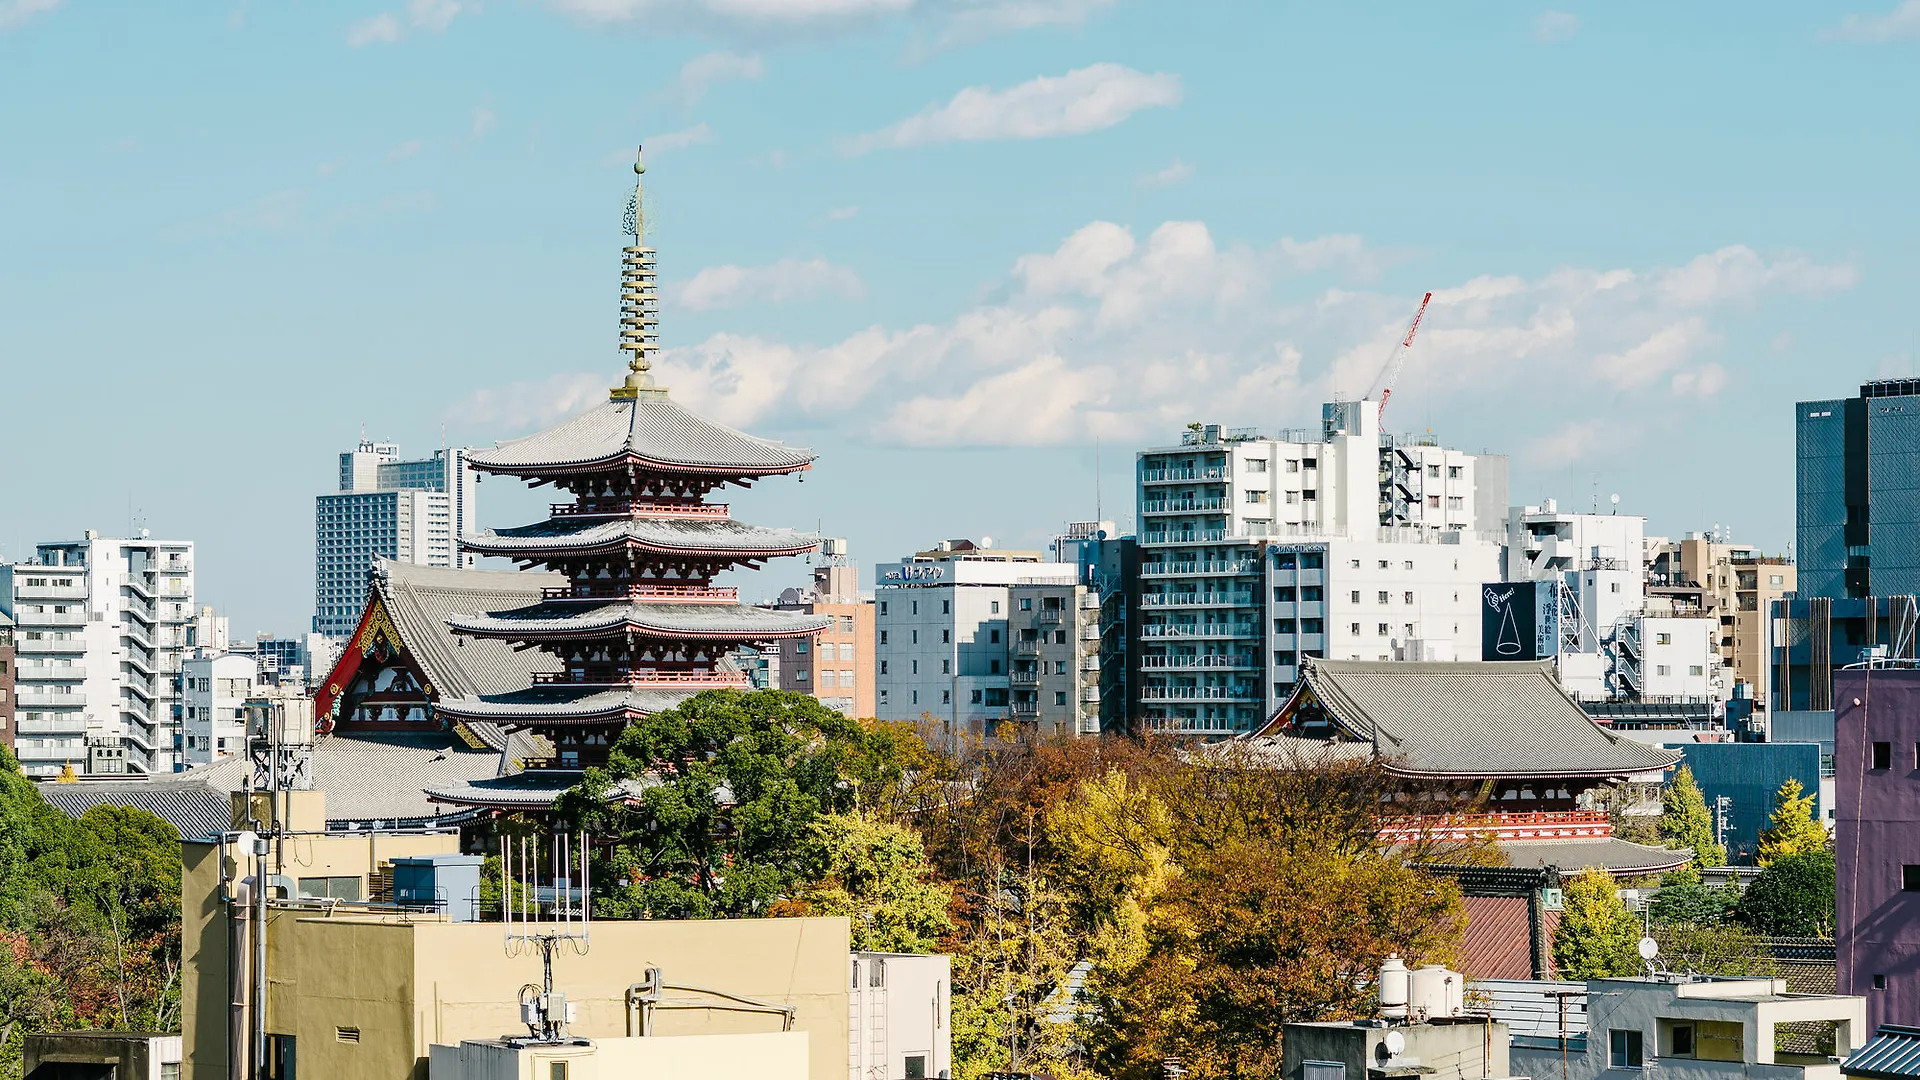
[1756,778,1826,866]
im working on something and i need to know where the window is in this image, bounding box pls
[552,1063,570,1080]
[911,660,919,675]
[795,640,809,654]
[1427,464,1440,478]
[970,689,982,704]
[1447,465,1461,478]
[795,668,811,682]
[1286,459,1300,473]
[1275,619,1296,633]
[1054,691,1067,706]
[991,601,1001,614]
[880,630,888,645]
[905,1055,928,1080]
[1054,630,1067,644]
[990,630,1001,643]
[911,630,919,644]
[879,601,888,615]
[1610,1029,1643,1069]
[301,877,363,902]
[1875,974,1888,990]
[942,660,951,674]
[942,599,950,615]
[1670,1025,1694,1057]
[1656,665,1671,676]
[911,601,918,615]
[1020,598,1033,611]
[1770,574,1784,586]
[1378,591,1390,603]
[1247,490,1269,504]
[880,661,889,675]
[1611,582,1621,594]
[1350,623,1361,635]
[1902,865,1920,891]
[941,690,950,704]
[1688,665,1704,676]
[1447,496,1463,509]
[1427,495,1440,509]
[1303,1062,1346,1080]
[1055,661,1068,674]
[990,660,1001,674]
[912,690,918,705]
[1403,591,1413,604]
[942,629,951,644]
[1656,632,1671,645]
[839,643,855,660]
[1285,491,1300,505]
[1377,623,1390,636]
[1875,741,1893,770]
[1350,590,1361,603]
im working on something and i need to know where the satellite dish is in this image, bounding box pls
[1610,494,1620,506]
[1637,936,1659,960]
[1384,1031,1406,1058]
[980,536,994,549]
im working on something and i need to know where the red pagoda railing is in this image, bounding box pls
[542,584,739,603]
[530,671,751,687]
[550,500,730,519]
[1378,809,1612,842]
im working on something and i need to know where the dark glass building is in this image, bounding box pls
[1797,380,1920,601]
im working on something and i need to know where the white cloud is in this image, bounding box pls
[471,105,497,138]
[847,63,1181,153]
[461,221,1855,452]
[665,50,764,105]
[827,205,860,221]
[676,257,864,310]
[1137,159,1194,189]
[1525,420,1618,469]
[389,138,423,162]
[1534,10,1579,43]
[646,122,715,152]
[1826,1,1920,41]
[451,373,611,433]
[348,0,463,46]
[547,0,911,29]
[0,0,62,30]
[936,0,1117,45]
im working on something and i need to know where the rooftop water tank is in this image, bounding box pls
[1378,955,1409,1020]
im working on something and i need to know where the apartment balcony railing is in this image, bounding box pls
[18,689,85,708]
[1140,624,1258,640]
[13,584,82,600]
[1011,699,1041,717]
[1035,608,1064,625]
[16,663,85,681]
[1139,654,1258,670]
[21,612,86,628]
[1140,560,1260,577]
[15,718,86,736]
[1139,592,1254,608]
[1078,625,1100,641]
[1140,467,1228,484]
[1013,639,1043,656]
[1143,716,1247,736]
[1139,686,1259,702]
[1141,498,1229,515]
[16,638,80,655]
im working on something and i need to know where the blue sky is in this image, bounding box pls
[3,0,1918,635]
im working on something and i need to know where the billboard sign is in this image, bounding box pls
[1482,581,1559,661]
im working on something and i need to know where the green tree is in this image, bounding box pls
[1660,766,1726,867]
[1756,778,1826,866]
[1649,867,1739,925]
[778,811,952,953]
[1650,921,1779,978]
[1554,868,1642,979]
[559,689,889,919]
[1735,849,1835,936]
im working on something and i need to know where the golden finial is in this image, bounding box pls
[613,144,664,400]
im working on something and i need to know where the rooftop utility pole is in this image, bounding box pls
[1368,291,1434,421]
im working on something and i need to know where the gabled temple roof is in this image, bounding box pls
[433,684,704,726]
[465,392,814,478]
[446,599,829,640]
[1253,658,1681,779]
[1497,836,1692,875]
[461,516,818,560]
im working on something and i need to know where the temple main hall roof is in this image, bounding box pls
[465,391,814,478]
[462,515,819,560]
[447,599,830,640]
[1252,658,1682,780]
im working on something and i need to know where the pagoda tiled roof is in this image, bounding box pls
[461,515,819,560]
[465,391,813,477]
[447,599,829,640]
[423,770,654,810]
[1253,658,1681,780]
[433,684,703,726]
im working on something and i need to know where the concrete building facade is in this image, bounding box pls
[179,653,258,767]
[0,612,12,754]
[872,543,1083,735]
[1650,534,1796,714]
[772,548,877,719]
[1834,667,1920,1032]
[0,534,195,776]
[1135,402,1507,735]
[314,441,478,641]
[850,952,951,1080]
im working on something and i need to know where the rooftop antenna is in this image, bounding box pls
[501,831,592,1045]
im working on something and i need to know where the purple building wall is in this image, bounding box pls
[1836,668,1920,1029]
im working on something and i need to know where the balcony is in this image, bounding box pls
[1139,592,1254,608]
[16,638,80,654]
[1139,654,1258,670]
[1141,467,1227,484]
[1140,560,1259,577]
[17,689,85,708]
[1011,698,1040,717]
[17,663,85,681]
[1141,498,1229,515]
[1078,625,1100,641]
[15,717,86,735]
[1010,669,1041,686]
[1144,716,1247,736]
[1035,608,1064,626]
[1139,686,1258,702]
[14,583,82,600]
[1140,624,1257,640]
[19,612,85,628]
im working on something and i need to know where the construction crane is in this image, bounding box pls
[1367,291,1433,421]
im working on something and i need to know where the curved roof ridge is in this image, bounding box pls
[465,394,814,477]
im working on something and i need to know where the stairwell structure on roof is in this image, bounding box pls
[424,147,829,810]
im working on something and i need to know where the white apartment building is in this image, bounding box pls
[1136,401,1507,736]
[0,533,195,776]
[315,440,478,640]
[1504,501,1646,649]
[872,543,1084,735]
[180,652,257,766]
[849,952,951,1080]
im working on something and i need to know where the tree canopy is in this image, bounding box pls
[1736,849,1836,936]
[1756,778,1826,866]
[1554,868,1642,979]
[1660,766,1726,867]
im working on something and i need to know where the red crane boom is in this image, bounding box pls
[1369,290,1433,420]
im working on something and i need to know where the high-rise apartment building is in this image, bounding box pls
[0,534,195,776]
[872,541,1091,735]
[0,612,14,754]
[771,543,876,718]
[314,440,478,640]
[1649,533,1795,712]
[1135,401,1506,735]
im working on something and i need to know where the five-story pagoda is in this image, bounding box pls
[426,148,828,811]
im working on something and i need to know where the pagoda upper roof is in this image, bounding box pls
[466,390,814,478]
[1251,657,1682,780]
[447,599,829,640]
[433,684,702,727]
[462,515,819,560]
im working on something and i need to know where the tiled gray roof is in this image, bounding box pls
[435,684,702,725]
[1258,658,1682,779]
[38,780,231,841]
[368,559,565,752]
[446,599,829,640]
[423,770,654,809]
[466,393,813,476]
[462,516,818,559]
[180,730,514,825]
[1498,837,1692,875]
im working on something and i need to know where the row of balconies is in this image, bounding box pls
[1139,686,1260,702]
[1139,592,1254,608]
[16,663,85,681]
[18,689,85,708]
[1139,654,1258,670]
[1140,466,1228,483]
[1141,498,1230,515]
[1140,623,1258,640]
[1140,560,1259,576]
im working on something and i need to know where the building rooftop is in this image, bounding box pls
[465,393,814,477]
[1255,658,1683,779]
[1844,1025,1920,1080]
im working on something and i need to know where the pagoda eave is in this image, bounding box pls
[467,454,811,482]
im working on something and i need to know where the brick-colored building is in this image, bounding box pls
[773,553,875,719]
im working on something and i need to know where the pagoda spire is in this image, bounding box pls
[614,144,662,400]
